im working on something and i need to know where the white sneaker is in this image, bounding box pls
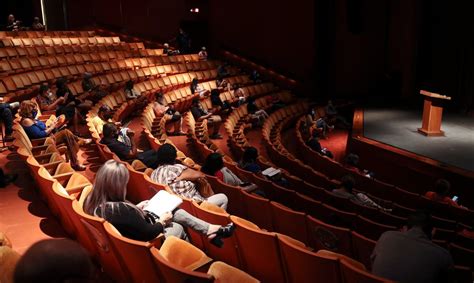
[9,102,20,109]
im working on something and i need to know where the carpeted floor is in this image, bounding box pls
[363,108,474,172]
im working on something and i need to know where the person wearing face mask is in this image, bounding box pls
[100,123,158,168]
[19,100,91,171]
[36,84,66,112]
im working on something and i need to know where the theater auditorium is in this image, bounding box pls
[0,0,473,282]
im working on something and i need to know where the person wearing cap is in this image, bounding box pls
[198,47,208,60]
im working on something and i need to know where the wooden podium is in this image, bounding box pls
[418,90,451,136]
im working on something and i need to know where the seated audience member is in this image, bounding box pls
[190,98,223,139]
[267,93,286,111]
[124,80,139,99]
[332,175,390,211]
[81,72,107,102]
[31,17,45,31]
[56,78,92,113]
[217,64,230,79]
[153,92,184,135]
[100,123,157,167]
[0,168,17,188]
[306,130,333,158]
[315,116,333,139]
[198,46,208,60]
[425,179,464,208]
[371,210,454,283]
[36,84,66,112]
[13,239,95,283]
[247,96,269,126]
[325,100,351,127]
[0,100,19,142]
[91,105,131,145]
[124,80,148,110]
[210,89,231,114]
[239,146,262,173]
[85,160,234,246]
[344,153,373,177]
[232,84,246,106]
[163,43,179,56]
[216,77,231,92]
[151,144,229,209]
[250,70,261,83]
[19,100,90,171]
[190,78,210,98]
[6,14,20,31]
[202,153,258,192]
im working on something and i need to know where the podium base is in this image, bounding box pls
[418,128,445,137]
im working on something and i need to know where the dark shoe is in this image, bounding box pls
[72,164,87,171]
[0,173,18,187]
[209,223,235,248]
[4,135,14,142]
[210,133,223,139]
[173,131,186,136]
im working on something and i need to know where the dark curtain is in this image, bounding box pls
[417,0,474,113]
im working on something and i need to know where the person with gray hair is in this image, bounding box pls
[84,160,234,247]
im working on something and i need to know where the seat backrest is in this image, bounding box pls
[103,222,162,283]
[270,201,308,245]
[230,215,285,283]
[158,236,212,271]
[71,200,130,281]
[306,215,353,257]
[192,201,241,268]
[207,261,260,283]
[350,231,376,270]
[340,258,394,283]
[278,234,341,283]
[240,190,274,231]
[450,243,474,269]
[150,247,214,283]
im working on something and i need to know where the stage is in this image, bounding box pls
[363,108,474,172]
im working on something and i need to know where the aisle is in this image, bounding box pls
[0,150,67,254]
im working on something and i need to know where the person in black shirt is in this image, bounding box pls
[6,15,21,31]
[190,98,223,139]
[81,72,107,103]
[84,160,235,245]
[176,28,191,54]
[210,89,231,114]
[306,130,333,158]
[100,123,158,168]
[246,96,268,127]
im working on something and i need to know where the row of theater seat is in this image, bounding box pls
[0,30,95,38]
[0,42,160,61]
[89,82,394,282]
[0,58,217,100]
[0,48,187,75]
[1,36,125,48]
[259,103,474,275]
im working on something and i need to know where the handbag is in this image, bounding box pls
[195,177,215,198]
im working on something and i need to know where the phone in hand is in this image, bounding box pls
[452,196,459,203]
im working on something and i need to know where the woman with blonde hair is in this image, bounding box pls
[19,100,91,171]
[84,160,234,247]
